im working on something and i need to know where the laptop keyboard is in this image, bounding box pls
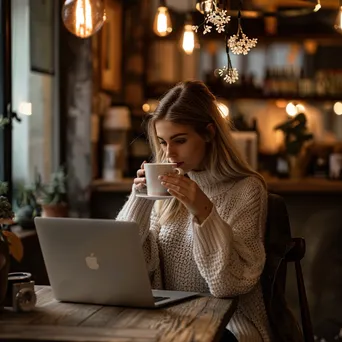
[153,296,170,303]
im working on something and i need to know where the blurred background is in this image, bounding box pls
[1,0,342,340]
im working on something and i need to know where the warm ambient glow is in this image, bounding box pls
[286,102,306,117]
[334,102,342,115]
[335,6,342,34]
[182,25,195,55]
[296,103,306,114]
[217,102,229,118]
[142,100,159,113]
[275,100,287,108]
[61,0,105,39]
[18,102,32,116]
[153,6,172,37]
[286,102,297,117]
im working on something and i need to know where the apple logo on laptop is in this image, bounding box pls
[85,253,99,270]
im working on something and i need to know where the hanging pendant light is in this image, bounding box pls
[313,0,321,12]
[61,0,106,39]
[196,0,215,15]
[181,13,196,55]
[153,0,173,37]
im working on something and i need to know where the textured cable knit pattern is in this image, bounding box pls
[116,172,271,342]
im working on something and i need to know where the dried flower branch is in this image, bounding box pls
[218,43,239,84]
[218,65,239,84]
[192,1,230,35]
[227,15,257,55]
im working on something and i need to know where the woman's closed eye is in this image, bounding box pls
[174,139,186,144]
[159,139,186,146]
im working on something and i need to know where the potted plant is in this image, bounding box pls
[274,113,314,178]
[34,167,68,218]
[0,182,24,309]
[14,185,42,230]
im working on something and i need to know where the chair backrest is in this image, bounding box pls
[261,193,304,342]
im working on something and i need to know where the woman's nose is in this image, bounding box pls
[166,145,176,159]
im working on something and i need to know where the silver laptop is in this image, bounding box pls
[34,217,198,308]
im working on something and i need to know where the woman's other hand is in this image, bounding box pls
[159,174,213,224]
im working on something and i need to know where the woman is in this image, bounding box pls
[116,80,271,341]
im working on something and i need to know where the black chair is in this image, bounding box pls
[261,193,314,342]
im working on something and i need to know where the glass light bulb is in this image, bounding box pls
[333,102,342,115]
[334,6,342,34]
[153,6,172,37]
[286,102,297,117]
[182,24,195,55]
[62,0,105,39]
[196,0,214,15]
[313,4,321,12]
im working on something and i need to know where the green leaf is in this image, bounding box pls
[0,182,8,196]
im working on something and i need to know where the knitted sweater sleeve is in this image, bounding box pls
[116,187,161,285]
[192,177,267,298]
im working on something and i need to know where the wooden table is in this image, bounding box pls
[0,286,238,342]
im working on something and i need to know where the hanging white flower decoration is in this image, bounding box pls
[192,2,231,35]
[227,15,257,55]
[228,31,257,55]
[218,66,239,84]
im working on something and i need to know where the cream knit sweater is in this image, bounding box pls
[116,171,272,342]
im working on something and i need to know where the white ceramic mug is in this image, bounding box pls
[144,163,184,196]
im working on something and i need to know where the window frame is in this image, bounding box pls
[0,0,13,202]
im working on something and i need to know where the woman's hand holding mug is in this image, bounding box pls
[134,162,184,196]
[134,161,147,191]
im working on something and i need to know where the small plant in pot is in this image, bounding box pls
[274,113,314,178]
[14,185,42,230]
[34,167,68,218]
[0,182,24,309]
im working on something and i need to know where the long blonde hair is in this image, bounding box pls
[146,80,266,224]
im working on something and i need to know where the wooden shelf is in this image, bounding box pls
[146,84,342,103]
[91,177,342,194]
[223,95,342,102]
[91,178,134,192]
[265,176,342,194]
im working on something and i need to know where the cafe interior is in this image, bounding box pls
[1,0,342,341]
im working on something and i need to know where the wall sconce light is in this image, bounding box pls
[61,0,106,39]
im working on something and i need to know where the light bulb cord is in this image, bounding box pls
[185,0,193,24]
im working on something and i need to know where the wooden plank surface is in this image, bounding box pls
[0,286,237,342]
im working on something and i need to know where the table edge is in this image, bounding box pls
[212,296,239,342]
